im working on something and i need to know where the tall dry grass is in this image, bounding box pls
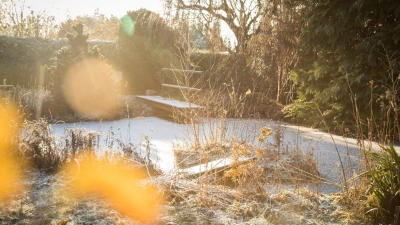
[162,36,325,202]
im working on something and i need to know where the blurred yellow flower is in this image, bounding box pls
[62,155,163,221]
[0,101,24,201]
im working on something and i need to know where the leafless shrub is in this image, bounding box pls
[19,119,65,172]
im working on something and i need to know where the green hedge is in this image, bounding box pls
[0,36,118,87]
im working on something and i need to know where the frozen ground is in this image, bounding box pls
[51,116,397,194]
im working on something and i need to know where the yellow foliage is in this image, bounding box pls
[257,127,272,143]
[254,147,264,158]
[224,126,272,189]
[0,100,24,201]
[261,127,272,137]
[62,155,163,222]
[57,220,69,225]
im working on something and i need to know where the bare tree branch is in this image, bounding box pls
[173,0,267,51]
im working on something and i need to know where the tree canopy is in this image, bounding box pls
[0,0,58,38]
[57,9,120,41]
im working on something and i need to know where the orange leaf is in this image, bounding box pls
[57,220,69,225]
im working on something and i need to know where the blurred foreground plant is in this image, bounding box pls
[0,100,24,200]
[61,154,163,222]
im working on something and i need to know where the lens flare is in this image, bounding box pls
[0,101,23,201]
[63,58,121,118]
[62,155,162,221]
[120,15,135,36]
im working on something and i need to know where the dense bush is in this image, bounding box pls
[0,37,66,86]
[286,0,400,141]
[45,23,114,117]
[117,9,181,94]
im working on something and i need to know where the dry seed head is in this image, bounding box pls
[258,127,272,143]
[255,147,264,158]
[257,136,266,143]
[261,127,272,137]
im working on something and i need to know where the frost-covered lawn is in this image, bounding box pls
[51,116,387,194]
[1,116,382,224]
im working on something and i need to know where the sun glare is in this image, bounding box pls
[63,58,122,118]
[23,0,163,23]
[121,15,135,36]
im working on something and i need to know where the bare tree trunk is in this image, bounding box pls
[277,64,281,102]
